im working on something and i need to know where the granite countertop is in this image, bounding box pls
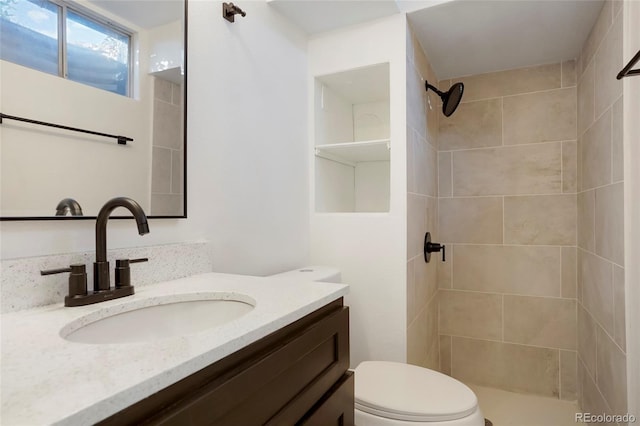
[1,272,349,425]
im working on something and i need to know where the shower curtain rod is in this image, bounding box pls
[617,49,640,80]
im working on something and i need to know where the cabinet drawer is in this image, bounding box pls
[297,371,354,426]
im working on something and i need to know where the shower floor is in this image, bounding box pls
[467,384,579,426]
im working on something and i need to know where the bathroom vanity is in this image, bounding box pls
[0,273,351,425]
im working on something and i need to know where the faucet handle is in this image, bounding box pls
[41,264,88,302]
[115,258,148,288]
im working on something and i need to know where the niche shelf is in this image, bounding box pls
[315,139,390,167]
[313,63,390,213]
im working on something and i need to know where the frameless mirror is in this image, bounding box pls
[0,0,187,219]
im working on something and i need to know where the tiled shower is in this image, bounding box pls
[406,0,627,418]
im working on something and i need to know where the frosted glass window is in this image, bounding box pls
[0,0,131,96]
[0,0,60,76]
[66,9,130,96]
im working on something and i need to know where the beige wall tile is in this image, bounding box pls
[407,259,417,324]
[440,290,503,340]
[425,334,440,371]
[407,64,428,141]
[438,257,452,289]
[415,256,438,312]
[439,99,502,150]
[578,304,598,377]
[562,141,577,193]
[613,266,626,351]
[438,152,452,197]
[578,61,595,136]
[503,88,577,145]
[171,82,182,106]
[595,182,624,265]
[581,0,612,69]
[504,194,577,245]
[577,136,583,192]
[427,295,439,356]
[578,190,595,251]
[596,327,627,413]
[154,77,173,103]
[582,109,612,190]
[594,13,623,118]
[407,127,417,193]
[440,335,452,375]
[580,361,615,422]
[452,143,562,196]
[439,198,503,244]
[561,350,578,401]
[612,0,622,17]
[171,150,183,194]
[426,196,438,242]
[427,93,439,149]
[413,134,438,197]
[451,337,560,397]
[503,295,576,350]
[150,194,183,216]
[407,194,427,258]
[612,96,623,182]
[151,147,172,193]
[407,306,428,365]
[451,63,561,102]
[453,245,561,297]
[581,250,614,334]
[153,100,182,149]
[562,60,577,87]
[577,250,583,303]
[562,247,577,298]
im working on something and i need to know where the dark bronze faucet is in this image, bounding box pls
[55,198,83,216]
[94,197,149,292]
[41,197,150,307]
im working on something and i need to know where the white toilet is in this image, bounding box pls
[270,267,485,426]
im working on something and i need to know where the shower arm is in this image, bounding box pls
[425,81,446,97]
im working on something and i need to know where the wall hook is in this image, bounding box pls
[223,2,246,23]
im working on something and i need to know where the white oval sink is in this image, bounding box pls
[61,293,255,344]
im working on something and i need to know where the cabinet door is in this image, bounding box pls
[297,371,354,426]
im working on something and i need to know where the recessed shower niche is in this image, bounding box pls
[313,63,390,213]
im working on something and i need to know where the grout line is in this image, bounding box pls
[458,85,570,105]
[445,334,575,352]
[561,142,565,193]
[559,348,563,399]
[442,192,573,199]
[560,247,564,297]
[501,96,504,147]
[441,287,573,301]
[438,139,564,153]
[502,196,505,245]
[501,294,505,341]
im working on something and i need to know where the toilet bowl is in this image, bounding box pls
[269,267,484,426]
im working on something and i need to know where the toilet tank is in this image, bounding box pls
[269,266,342,283]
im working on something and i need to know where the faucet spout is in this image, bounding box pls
[55,198,83,216]
[94,197,149,291]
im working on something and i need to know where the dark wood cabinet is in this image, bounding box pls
[99,298,353,426]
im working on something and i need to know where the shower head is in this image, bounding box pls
[425,81,464,117]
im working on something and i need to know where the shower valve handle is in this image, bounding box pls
[424,232,446,263]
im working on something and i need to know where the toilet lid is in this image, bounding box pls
[354,361,478,422]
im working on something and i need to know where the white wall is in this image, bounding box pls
[308,15,407,366]
[1,1,310,278]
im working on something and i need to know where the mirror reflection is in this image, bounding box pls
[0,0,186,219]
